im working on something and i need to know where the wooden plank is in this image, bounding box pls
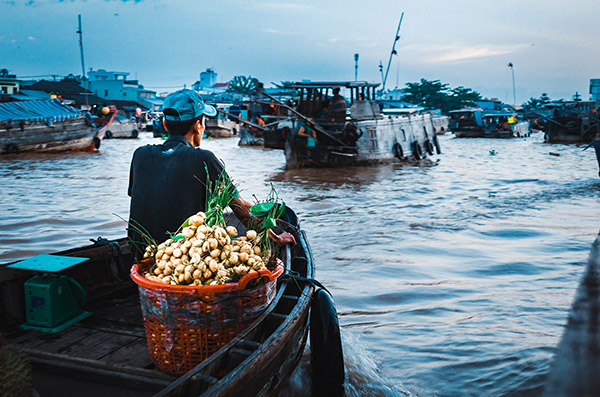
[99,337,154,368]
[28,326,97,353]
[61,329,138,360]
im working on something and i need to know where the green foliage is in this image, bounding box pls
[524,93,552,109]
[400,78,482,113]
[204,165,238,228]
[249,184,286,269]
[227,75,262,94]
[61,73,84,83]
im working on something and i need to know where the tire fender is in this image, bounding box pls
[412,141,422,159]
[6,144,20,154]
[393,142,404,159]
[311,289,345,396]
[433,135,442,154]
[425,140,435,155]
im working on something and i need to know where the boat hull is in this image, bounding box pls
[453,121,530,139]
[543,119,600,144]
[285,113,442,168]
[0,116,100,154]
[205,119,239,138]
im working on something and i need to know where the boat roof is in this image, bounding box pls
[0,99,84,122]
[449,108,516,117]
[285,81,380,89]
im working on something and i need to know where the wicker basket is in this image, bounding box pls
[131,259,283,376]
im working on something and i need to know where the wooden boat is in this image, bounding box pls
[0,217,343,396]
[543,232,600,395]
[449,108,530,138]
[98,114,139,139]
[534,100,600,144]
[0,99,103,154]
[205,118,240,139]
[264,81,442,168]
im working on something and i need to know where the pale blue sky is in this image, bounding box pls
[1,0,598,104]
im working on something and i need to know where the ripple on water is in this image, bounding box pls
[1,132,599,396]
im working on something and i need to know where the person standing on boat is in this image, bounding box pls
[127,89,294,262]
[328,87,347,124]
[296,119,318,145]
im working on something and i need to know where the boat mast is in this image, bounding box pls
[382,12,404,92]
[77,14,89,107]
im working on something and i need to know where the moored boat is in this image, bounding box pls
[0,99,102,154]
[0,214,343,396]
[449,108,530,138]
[269,81,442,168]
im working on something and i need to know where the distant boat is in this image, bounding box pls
[262,81,442,168]
[94,111,139,139]
[449,108,530,138]
[534,100,600,144]
[0,99,102,154]
[205,118,240,138]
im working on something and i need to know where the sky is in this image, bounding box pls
[1,0,598,104]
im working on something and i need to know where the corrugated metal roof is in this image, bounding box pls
[0,99,83,122]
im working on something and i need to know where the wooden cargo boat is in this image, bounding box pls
[266,81,442,168]
[0,217,343,396]
[535,100,600,144]
[0,99,103,154]
[449,108,530,138]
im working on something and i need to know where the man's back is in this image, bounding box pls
[128,136,227,254]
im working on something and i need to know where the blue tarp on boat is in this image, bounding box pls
[0,99,83,123]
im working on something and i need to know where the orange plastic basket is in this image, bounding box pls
[131,259,283,376]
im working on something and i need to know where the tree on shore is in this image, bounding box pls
[523,93,551,109]
[61,73,84,84]
[227,75,261,94]
[401,78,482,113]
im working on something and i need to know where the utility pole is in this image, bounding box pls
[508,62,516,106]
[77,14,89,107]
[354,53,359,81]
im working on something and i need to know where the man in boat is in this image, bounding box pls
[328,87,347,124]
[127,89,294,262]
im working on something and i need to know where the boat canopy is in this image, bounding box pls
[284,81,380,90]
[0,99,84,123]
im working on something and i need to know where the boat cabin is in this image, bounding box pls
[449,108,522,130]
[285,81,381,123]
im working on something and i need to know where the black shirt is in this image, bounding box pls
[127,136,231,258]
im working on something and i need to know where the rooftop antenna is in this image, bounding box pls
[381,12,404,92]
[77,14,89,107]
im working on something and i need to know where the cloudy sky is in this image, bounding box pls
[1,0,598,104]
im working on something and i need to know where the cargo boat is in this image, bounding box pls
[268,81,442,168]
[0,99,103,154]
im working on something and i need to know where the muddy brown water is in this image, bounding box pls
[1,132,599,396]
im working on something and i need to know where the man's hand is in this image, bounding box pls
[268,229,296,246]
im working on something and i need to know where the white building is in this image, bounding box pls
[0,69,19,95]
[87,69,161,111]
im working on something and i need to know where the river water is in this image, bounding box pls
[1,132,599,396]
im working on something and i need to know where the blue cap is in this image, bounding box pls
[162,89,217,121]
